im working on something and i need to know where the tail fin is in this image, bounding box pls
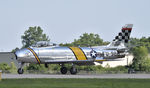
[108,24,133,47]
[113,24,133,43]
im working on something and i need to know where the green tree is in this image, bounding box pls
[11,47,19,53]
[73,33,104,47]
[130,37,150,53]
[132,46,149,71]
[60,33,109,47]
[21,26,50,71]
[9,62,17,73]
[27,64,46,70]
[21,26,49,48]
[0,63,11,71]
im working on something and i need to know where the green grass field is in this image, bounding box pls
[0,78,150,88]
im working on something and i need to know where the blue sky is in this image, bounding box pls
[0,0,150,51]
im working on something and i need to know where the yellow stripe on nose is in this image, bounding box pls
[27,48,41,64]
[69,47,87,60]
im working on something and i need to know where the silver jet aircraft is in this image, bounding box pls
[15,24,133,74]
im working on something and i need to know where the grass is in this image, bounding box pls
[0,78,150,88]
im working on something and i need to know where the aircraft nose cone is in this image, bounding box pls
[15,50,23,60]
[15,49,27,60]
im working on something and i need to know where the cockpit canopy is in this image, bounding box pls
[31,41,58,47]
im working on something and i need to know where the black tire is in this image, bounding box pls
[17,68,24,74]
[70,67,77,75]
[60,67,67,74]
[128,68,135,74]
[45,64,48,68]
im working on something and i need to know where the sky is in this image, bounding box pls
[0,0,150,51]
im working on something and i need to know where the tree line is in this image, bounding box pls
[129,37,150,72]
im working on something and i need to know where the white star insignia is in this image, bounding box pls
[91,51,96,57]
[90,50,97,58]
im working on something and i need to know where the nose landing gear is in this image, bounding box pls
[18,68,24,74]
[17,62,24,74]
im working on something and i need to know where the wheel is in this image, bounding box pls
[17,68,24,74]
[60,67,67,74]
[45,64,48,68]
[70,67,77,75]
[128,69,132,74]
[128,68,135,74]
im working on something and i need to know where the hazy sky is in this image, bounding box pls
[0,0,150,51]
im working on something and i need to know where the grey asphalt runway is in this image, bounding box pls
[2,74,150,79]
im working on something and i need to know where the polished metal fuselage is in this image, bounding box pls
[15,46,125,65]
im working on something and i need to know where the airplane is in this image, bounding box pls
[14,24,133,74]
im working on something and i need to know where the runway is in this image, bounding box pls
[2,74,150,79]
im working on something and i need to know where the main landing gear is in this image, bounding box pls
[60,67,68,74]
[17,62,24,74]
[60,64,77,75]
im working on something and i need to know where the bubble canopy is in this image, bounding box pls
[31,41,58,47]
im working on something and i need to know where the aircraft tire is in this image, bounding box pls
[70,67,77,75]
[17,68,24,74]
[60,67,67,74]
[45,64,48,68]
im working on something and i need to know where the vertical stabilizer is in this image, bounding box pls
[113,24,133,43]
[108,24,133,47]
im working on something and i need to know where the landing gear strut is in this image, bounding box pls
[70,64,77,75]
[17,62,24,74]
